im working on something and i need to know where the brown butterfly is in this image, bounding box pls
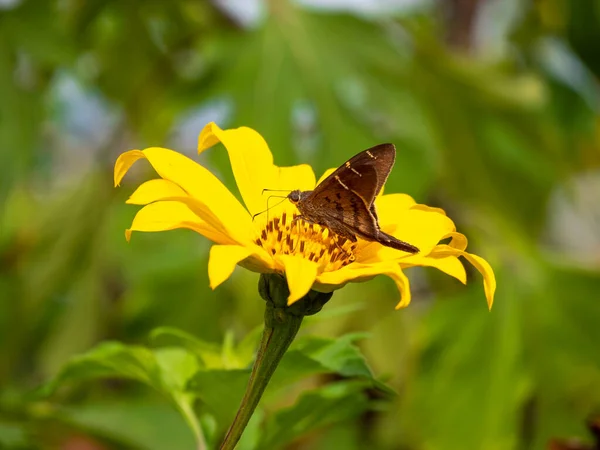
[287,144,419,254]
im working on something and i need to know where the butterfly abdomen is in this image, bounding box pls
[377,231,419,254]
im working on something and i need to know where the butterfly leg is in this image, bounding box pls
[291,215,340,253]
[330,235,348,253]
[291,215,320,231]
[308,219,357,254]
[292,216,350,240]
[332,227,357,254]
[290,215,359,258]
[289,215,316,252]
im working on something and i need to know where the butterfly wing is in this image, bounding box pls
[302,188,379,241]
[311,144,395,208]
[300,186,419,253]
[294,143,420,251]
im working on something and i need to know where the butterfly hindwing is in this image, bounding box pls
[305,188,378,241]
[341,192,379,238]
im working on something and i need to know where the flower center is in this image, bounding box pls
[254,212,357,271]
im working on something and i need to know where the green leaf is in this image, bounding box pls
[150,326,261,369]
[188,369,251,427]
[259,380,374,450]
[60,401,196,450]
[186,331,394,433]
[0,421,28,449]
[292,333,373,378]
[40,342,161,393]
[41,342,205,449]
[270,333,394,396]
[233,326,264,367]
[151,326,224,368]
[154,348,204,443]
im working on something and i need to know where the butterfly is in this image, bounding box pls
[287,144,419,254]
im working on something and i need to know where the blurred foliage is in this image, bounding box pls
[1,0,599,449]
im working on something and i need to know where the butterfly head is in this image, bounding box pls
[287,190,302,204]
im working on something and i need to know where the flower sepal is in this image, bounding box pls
[259,273,334,317]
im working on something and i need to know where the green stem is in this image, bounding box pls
[219,274,333,450]
[219,302,303,450]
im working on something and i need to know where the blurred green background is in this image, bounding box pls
[1,0,600,449]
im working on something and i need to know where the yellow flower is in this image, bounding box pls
[114,122,496,309]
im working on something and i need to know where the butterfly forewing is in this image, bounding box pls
[311,144,395,207]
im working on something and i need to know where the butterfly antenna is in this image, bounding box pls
[292,216,301,253]
[251,195,288,222]
[262,188,293,195]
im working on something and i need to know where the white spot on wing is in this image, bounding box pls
[334,175,349,190]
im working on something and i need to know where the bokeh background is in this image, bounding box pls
[1,0,600,449]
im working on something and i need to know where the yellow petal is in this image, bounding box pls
[198,122,276,216]
[277,254,319,305]
[383,209,455,253]
[462,252,496,310]
[114,147,253,245]
[238,255,277,274]
[114,150,144,187]
[426,245,496,309]
[248,164,317,227]
[390,269,411,309]
[126,179,187,205]
[375,193,416,216]
[316,168,336,186]
[410,204,447,216]
[316,263,391,290]
[159,196,244,243]
[208,245,254,289]
[402,254,467,284]
[198,122,316,216]
[444,231,468,251]
[357,207,456,263]
[315,262,412,308]
[275,164,316,192]
[125,201,232,244]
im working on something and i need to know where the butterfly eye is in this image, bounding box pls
[289,191,300,203]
